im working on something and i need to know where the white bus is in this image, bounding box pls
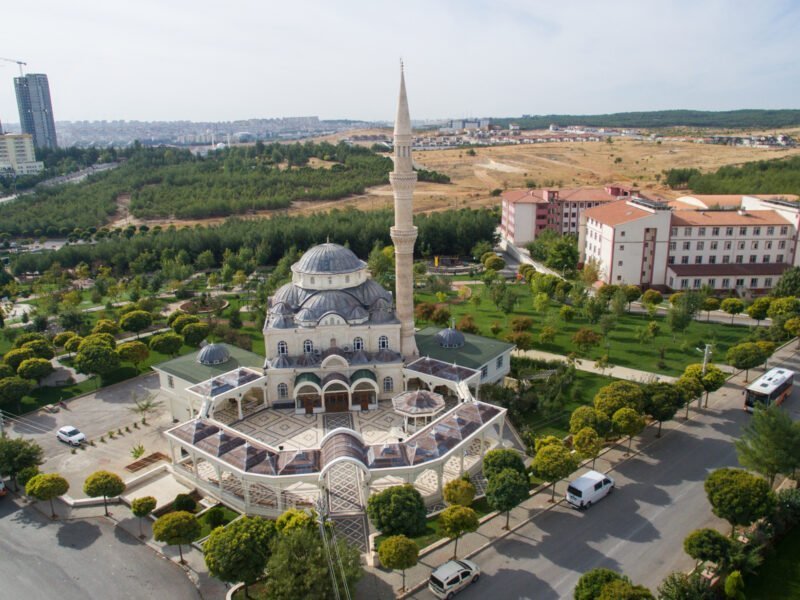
[744,367,795,413]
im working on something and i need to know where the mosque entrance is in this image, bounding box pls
[325,392,349,413]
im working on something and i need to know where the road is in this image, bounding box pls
[0,496,199,600]
[411,351,800,599]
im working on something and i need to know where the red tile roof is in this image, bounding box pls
[583,200,652,226]
[502,187,624,204]
[671,210,791,227]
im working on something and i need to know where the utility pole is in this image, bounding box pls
[696,343,712,376]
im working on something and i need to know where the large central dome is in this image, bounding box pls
[293,243,366,275]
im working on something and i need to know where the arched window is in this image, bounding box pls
[277,341,288,355]
[383,376,394,393]
[303,339,314,354]
[277,383,288,399]
[353,337,364,351]
[378,335,389,350]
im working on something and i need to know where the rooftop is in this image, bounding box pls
[154,344,264,385]
[415,326,514,370]
[583,200,653,226]
[502,186,625,205]
[292,243,366,275]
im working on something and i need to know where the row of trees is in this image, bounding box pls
[665,154,800,196]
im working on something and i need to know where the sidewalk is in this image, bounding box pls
[512,348,677,383]
[361,342,798,599]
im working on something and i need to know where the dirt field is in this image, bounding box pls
[117,131,800,229]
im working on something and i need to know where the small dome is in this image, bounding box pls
[294,243,366,275]
[436,328,465,349]
[197,343,230,366]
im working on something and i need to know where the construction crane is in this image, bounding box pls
[0,57,26,76]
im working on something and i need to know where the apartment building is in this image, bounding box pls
[580,195,800,294]
[0,133,44,175]
[500,186,636,246]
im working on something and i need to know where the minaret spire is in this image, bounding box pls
[390,62,419,359]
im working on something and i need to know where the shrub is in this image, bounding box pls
[205,506,227,529]
[366,484,427,537]
[173,493,197,513]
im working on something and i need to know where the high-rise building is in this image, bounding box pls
[14,73,58,149]
[0,133,44,175]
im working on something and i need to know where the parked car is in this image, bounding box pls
[428,559,480,599]
[0,480,6,496]
[566,470,615,509]
[56,426,86,446]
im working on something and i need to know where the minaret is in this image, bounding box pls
[390,63,419,359]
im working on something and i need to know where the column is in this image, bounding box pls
[243,479,251,512]
[237,397,243,420]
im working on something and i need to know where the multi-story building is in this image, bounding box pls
[15,73,58,149]
[500,186,637,246]
[0,133,44,175]
[580,195,800,294]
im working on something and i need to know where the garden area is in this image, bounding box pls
[744,527,800,598]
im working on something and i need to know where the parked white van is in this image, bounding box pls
[566,470,615,509]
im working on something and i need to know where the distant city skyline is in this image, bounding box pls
[2,0,799,125]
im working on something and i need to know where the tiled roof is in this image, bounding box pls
[154,344,264,385]
[671,210,791,227]
[667,263,791,277]
[583,200,652,226]
[502,187,622,204]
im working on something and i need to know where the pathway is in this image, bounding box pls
[326,461,370,553]
[511,349,677,383]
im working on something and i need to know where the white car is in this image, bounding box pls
[56,426,86,446]
[566,470,615,509]
[428,559,480,599]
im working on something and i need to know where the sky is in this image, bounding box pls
[2,0,800,124]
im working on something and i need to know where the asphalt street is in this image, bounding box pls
[411,352,800,599]
[0,496,199,600]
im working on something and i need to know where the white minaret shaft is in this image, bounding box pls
[390,64,419,359]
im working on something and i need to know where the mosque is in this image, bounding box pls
[153,68,516,531]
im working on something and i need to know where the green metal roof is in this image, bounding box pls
[295,372,322,387]
[350,369,376,383]
[154,344,264,385]
[414,326,514,370]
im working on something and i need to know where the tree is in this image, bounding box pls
[443,477,476,507]
[204,516,276,598]
[785,316,800,347]
[483,448,526,480]
[539,326,557,344]
[746,297,771,326]
[486,467,529,529]
[642,382,682,437]
[560,305,576,322]
[181,322,210,347]
[610,288,628,317]
[701,297,720,321]
[77,332,116,351]
[683,528,732,567]
[773,266,800,297]
[21,338,55,360]
[666,301,693,336]
[16,357,54,383]
[624,285,642,310]
[131,496,157,539]
[153,510,200,564]
[572,328,602,355]
[613,407,645,455]
[675,374,704,418]
[366,484,427,536]
[505,331,534,350]
[439,505,479,558]
[574,568,625,600]
[573,427,603,469]
[378,534,418,592]
[0,376,35,413]
[704,468,775,537]
[720,298,744,324]
[656,572,714,600]
[0,437,43,490]
[149,332,183,356]
[64,335,83,355]
[593,381,644,419]
[26,473,69,518]
[532,443,578,502]
[726,342,766,382]
[484,255,505,271]
[83,470,126,516]
[735,405,800,486]
[767,296,800,322]
[724,571,745,600]
[583,297,606,324]
[118,310,152,338]
[641,289,663,307]
[3,346,34,371]
[682,363,726,407]
[53,331,77,348]
[569,406,610,437]
[597,580,653,600]
[92,319,119,335]
[266,525,362,600]
[74,343,120,382]
[545,235,579,274]
[117,341,150,369]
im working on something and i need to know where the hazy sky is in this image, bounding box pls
[2,0,799,124]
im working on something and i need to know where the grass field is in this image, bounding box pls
[744,529,800,599]
[195,506,240,540]
[416,285,754,376]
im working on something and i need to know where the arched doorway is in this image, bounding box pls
[351,381,377,411]
[296,384,321,415]
[324,382,349,413]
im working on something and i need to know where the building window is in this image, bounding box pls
[303,339,314,354]
[378,335,389,350]
[616,275,622,281]
[618,260,623,266]
[668,256,675,264]
[167,375,174,389]
[383,377,393,393]
[682,242,690,250]
[781,226,789,235]
[353,337,364,351]
[753,227,761,235]
[310,277,315,284]
[763,255,770,263]
[765,277,773,287]
[710,241,718,250]
[726,227,734,236]
[722,255,730,264]
[736,278,745,287]
[277,383,288,399]
[698,227,706,236]
[737,241,745,250]
[777,254,784,262]
[681,279,689,289]
[697,241,704,250]
[750,278,759,288]
[681,256,689,264]
[724,241,732,250]
[766,241,773,249]
[693,279,701,288]
[496,355,504,369]
[694,256,702,264]
[735,255,743,264]
[767,226,774,236]
[739,227,747,235]
[669,242,676,251]
[749,255,757,263]
[620,231,626,237]
[779,241,787,249]
[722,278,730,288]
[708,279,716,288]
[751,241,759,249]
[619,245,625,251]
[709,255,716,264]
[712,227,720,236]
[480,366,488,380]
[671,227,678,236]
[669,277,674,287]
[684,227,691,236]
[277,341,288,355]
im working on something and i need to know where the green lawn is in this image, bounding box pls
[416,285,755,376]
[744,529,800,599]
[195,506,240,540]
